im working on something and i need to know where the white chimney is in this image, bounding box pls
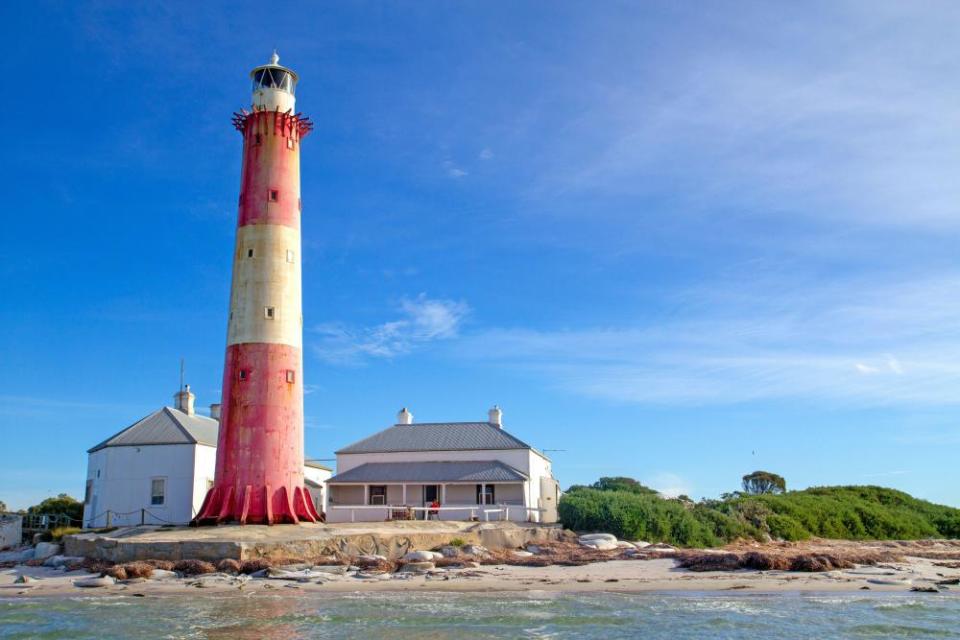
[488,405,502,428]
[397,407,413,425]
[174,385,196,416]
[209,403,221,421]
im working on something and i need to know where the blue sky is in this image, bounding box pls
[2,1,960,510]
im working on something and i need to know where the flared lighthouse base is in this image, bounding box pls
[192,483,322,525]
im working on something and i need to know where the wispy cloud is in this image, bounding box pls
[443,160,468,178]
[312,294,469,365]
[524,4,960,230]
[454,272,960,406]
[645,472,692,499]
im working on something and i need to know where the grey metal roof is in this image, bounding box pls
[88,407,219,453]
[304,478,324,489]
[336,422,532,454]
[304,460,332,471]
[328,460,528,484]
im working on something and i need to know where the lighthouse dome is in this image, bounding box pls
[250,51,298,112]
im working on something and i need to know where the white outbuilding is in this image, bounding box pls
[326,407,560,523]
[81,386,331,527]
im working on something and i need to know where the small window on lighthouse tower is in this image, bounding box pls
[286,249,295,263]
[268,189,279,202]
[238,369,248,381]
[286,370,295,384]
[287,137,295,150]
[264,306,275,319]
[247,248,254,258]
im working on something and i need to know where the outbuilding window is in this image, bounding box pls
[151,478,166,506]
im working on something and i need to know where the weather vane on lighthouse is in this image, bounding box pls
[194,53,318,525]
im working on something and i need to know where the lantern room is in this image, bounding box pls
[250,51,298,112]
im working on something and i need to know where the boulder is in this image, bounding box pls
[403,550,442,562]
[438,546,461,558]
[33,542,61,561]
[580,539,618,551]
[526,545,544,555]
[634,541,651,549]
[579,533,618,544]
[646,543,676,552]
[357,554,387,563]
[43,555,84,568]
[13,575,36,584]
[616,541,637,549]
[400,561,435,573]
[74,576,116,588]
[0,548,34,563]
[311,565,349,575]
[512,550,534,558]
[462,545,489,557]
[149,570,178,580]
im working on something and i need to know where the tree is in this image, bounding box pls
[0,500,7,513]
[27,494,83,524]
[742,471,786,495]
[590,477,659,495]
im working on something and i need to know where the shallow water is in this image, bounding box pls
[2,591,959,639]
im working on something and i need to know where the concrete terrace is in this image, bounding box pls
[65,521,571,563]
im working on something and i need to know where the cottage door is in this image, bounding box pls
[422,485,440,520]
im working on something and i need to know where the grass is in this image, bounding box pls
[50,526,82,542]
[559,481,960,548]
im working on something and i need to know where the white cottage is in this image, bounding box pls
[82,387,331,527]
[326,407,560,523]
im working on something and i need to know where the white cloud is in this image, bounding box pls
[527,4,960,230]
[443,160,468,178]
[645,472,692,499]
[313,294,469,365]
[479,147,494,160]
[454,272,960,406]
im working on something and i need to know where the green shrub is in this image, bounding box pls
[50,526,82,542]
[559,479,960,548]
[448,538,466,547]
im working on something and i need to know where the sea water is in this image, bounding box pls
[1,592,959,639]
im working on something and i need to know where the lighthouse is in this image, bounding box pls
[194,53,320,524]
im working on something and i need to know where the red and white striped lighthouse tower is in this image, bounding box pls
[194,53,320,524]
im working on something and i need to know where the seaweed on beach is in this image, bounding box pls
[239,559,271,574]
[217,559,241,574]
[173,559,215,576]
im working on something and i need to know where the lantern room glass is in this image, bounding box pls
[252,68,296,94]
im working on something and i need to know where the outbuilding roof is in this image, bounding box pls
[335,422,532,454]
[88,407,219,453]
[328,460,528,484]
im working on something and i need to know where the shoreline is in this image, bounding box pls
[3,555,959,598]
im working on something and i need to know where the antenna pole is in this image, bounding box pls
[180,358,185,391]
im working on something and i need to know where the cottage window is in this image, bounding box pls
[369,485,387,505]
[151,478,166,506]
[476,484,495,505]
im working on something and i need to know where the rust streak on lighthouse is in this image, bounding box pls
[194,53,320,525]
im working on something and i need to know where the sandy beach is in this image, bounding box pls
[3,551,958,599]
